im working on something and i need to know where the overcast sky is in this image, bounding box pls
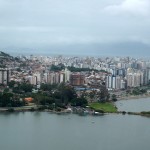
[0,0,150,56]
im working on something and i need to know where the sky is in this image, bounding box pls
[0,0,150,56]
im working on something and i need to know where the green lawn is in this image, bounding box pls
[89,102,117,113]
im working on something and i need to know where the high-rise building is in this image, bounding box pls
[120,80,126,89]
[126,72,143,87]
[143,69,149,85]
[116,76,121,90]
[112,76,116,89]
[0,69,9,85]
[70,73,85,86]
[60,73,65,83]
[65,68,70,82]
[55,72,59,84]
[106,75,112,89]
[126,73,133,87]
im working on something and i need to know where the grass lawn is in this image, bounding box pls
[89,102,117,113]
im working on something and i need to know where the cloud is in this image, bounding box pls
[0,0,150,56]
[103,0,150,16]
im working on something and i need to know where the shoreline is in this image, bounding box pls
[0,106,150,118]
[1,96,150,117]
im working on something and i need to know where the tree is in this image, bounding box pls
[40,83,53,91]
[98,83,109,103]
[57,83,77,104]
[19,83,33,92]
[12,83,33,93]
[8,80,16,88]
[0,92,24,107]
[111,94,117,102]
[71,97,88,107]
[89,91,95,100]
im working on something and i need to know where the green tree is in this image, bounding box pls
[111,94,117,102]
[8,80,16,88]
[98,83,109,103]
[71,97,88,107]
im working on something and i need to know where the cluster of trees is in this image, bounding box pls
[1,82,88,108]
[40,83,57,91]
[132,87,147,95]
[67,66,98,72]
[6,81,88,108]
[50,64,108,73]
[50,64,65,71]
[33,83,88,108]
[0,92,25,107]
[88,83,117,102]
[98,83,110,102]
[8,81,33,93]
[111,94,117,102]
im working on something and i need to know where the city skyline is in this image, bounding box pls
[0,0,150,56]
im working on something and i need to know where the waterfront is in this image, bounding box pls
[0,111,150,150]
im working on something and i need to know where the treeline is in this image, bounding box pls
[50,64,108,73]
[50,64,65,71]
[67,66,98,72]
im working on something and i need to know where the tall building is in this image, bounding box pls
[0,69,9,85]
[143,69,149,85]
[120,80,126,89]
[126,73,133,87]
[106,75,120,90]
[33,72,41,85]
[70,73,85,86]
[55,72,59,84]
[65,68,70,82]
[106,75,112,89]
[112,76,116,89]
[60,73,65,83]
[116,76,121,90]
[48,72,55,84]
[126,72,143,87]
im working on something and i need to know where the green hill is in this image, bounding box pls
[0,51,12,58]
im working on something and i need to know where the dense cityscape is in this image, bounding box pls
[1,51,150,114]
[1,51,150,88]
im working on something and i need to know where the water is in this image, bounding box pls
[115,98,150,112]
[0,112,150,150]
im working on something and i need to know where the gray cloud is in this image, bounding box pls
[0,0,150,56]
[103,0,150,16]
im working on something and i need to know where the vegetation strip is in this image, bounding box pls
[89,102,118,113]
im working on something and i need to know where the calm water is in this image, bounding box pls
[0,112,150,150]
[115,98,150,112]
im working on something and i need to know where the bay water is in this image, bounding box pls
[0,111,150,150]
